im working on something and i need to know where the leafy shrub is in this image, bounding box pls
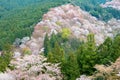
[61,28,71,40]
[0,52,12,72]
[22,47,31,55]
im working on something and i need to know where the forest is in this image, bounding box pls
[0,0,120,80]
[1,31,120,79]
[0,0,120,51]
[0,0,69,51]
[73,0,120,21]
[44,32,120,80]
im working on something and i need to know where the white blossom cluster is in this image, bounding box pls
[5,54,62,80]
[24,4,120,54]
[101,0,120,10]
[76,75,91,80]
[0,73,16,80]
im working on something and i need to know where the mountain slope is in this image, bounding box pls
[1,0,120,51]
[17,4,120,54]
[0,0,69,51]
[1,4,120,80]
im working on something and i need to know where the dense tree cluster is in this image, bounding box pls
[44,32,120,80]
[1,1,120,79]
[73,0,120,21]
[0,0,120,51]
[0,0,69,50]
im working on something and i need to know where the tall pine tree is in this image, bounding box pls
[61,53,80,80]
[47,42,65,63]
[44,33,50,56]
[97,37,113,64]
[77,34,97,75]
[112,35,120,61]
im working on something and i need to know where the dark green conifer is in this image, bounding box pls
[77,34,97,74]
[44,33,50,56]
[61,53,80,80]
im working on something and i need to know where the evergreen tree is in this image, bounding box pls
[44,33,50,56]
[112,35,120,61]
[61,53,80,80]
[47,52,54,62]
[97,37,113,64]
[47,41,65,63]
[52,42,65,63]
[77,34,97,75]
[49,33,56,48]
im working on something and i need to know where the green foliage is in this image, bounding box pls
[0,52,12,72]
[44,32,82,56]
[23,47,31,55]
[1,0,120,51]
[111,35,120,61]
[52,42,65,63]
[47,42,65,63]
[97,35,120,65]
[44,34,50,56]
[45,32,120,79]
[2,42,13,52]
[61,28,71,40]
[1,0,120,79]
[61,53,80,80]
[94,75,106,80]
[45,33,81,80]
[49,33,57,48]
[77,34,97,75]
[90,10,99,18]
[97,37,113,64]
[0,0,119,51]
[0,0,70,51]
[47,52,54,62]
[73,0,120,21]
